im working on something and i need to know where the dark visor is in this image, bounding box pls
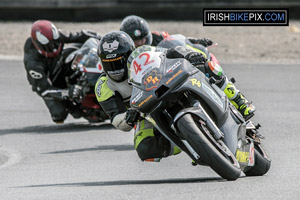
[101,56,127,72]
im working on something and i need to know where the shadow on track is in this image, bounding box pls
[0,122,115,135]
[17,177,225,188]
[43,144,134,154]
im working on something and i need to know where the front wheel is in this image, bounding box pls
[176,114,241,180]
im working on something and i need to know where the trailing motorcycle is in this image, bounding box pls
[128,45,271,180]
[65,38,108,122]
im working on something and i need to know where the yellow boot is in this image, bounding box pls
[223,81,256,120]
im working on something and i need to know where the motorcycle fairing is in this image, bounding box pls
[130,51,254,166]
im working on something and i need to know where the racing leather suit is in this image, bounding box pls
[23,30,101,122]
[95,45,209,161]
[95,44,251,162]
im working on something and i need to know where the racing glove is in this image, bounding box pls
[188,37,213,47]
[125,108,140,127]
[69,84,83,102]
[184,52,207,66]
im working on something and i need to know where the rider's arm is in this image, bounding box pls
[166,46,194,58]
[23,38,70,101]
[95,76,132,131]
[166,46,207,72]
[59,30,101,44]
[151,31,170,46]
[99,96,133,131]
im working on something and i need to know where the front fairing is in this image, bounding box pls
[129,51,194,113]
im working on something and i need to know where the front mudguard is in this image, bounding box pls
[174,107,224,141]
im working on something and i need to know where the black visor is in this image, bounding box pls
[101,56,128,82]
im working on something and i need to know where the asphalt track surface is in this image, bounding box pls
[0,59,300,200]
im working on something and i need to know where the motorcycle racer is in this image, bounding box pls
[95,31,254,162]
[120,15,213,48]
[95,31,181,161]
[23,20,101,123]
[120,15,255,119]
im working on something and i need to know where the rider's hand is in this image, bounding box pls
[125,108,140,127]
[185,52,207,66]
[69,84,83,101]
[189,38,213,47]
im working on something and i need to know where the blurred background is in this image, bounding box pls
[1,0,300,21]
[0,0,299,64]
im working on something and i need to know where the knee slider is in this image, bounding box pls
[51,113,67,123]
[50,107,68,123]
[136,137,158,161]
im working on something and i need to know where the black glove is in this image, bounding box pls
[189,38,213,47]
[125,108,140,127]
[69,84,83,101]
[185,52,207,66]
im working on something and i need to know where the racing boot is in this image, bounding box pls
[222,81,256,120]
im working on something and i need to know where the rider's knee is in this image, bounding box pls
[51,112,68,123]
[134,131,172,161]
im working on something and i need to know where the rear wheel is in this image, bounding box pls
[176,114,241,180]
[244,144,271,176]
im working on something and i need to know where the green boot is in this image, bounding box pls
[223,81,256,120]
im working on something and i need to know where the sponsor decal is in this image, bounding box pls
[29,70,43,79]
[138,95,153,107]
[106,54,117,59]
[96,79,103,97]
[144,70,162,91]
[236,142,255,166]
[189,78,202,87]
[236,149,250,163]
[131,92,143,105]
[102,40,119,53]
[166,69,183,85]
[166,61,181,73]
[101,56,122,62]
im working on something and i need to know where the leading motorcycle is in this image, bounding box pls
[128,44,271,180]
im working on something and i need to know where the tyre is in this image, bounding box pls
[176,114,241,180]
[244,145,271,176]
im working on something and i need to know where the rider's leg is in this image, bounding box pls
[43,98,69,124]
[134,120,181,162]
[205,61,256,120]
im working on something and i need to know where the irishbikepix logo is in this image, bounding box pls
[203,9,289,26]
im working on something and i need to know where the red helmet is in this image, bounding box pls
[31,20,62,58]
